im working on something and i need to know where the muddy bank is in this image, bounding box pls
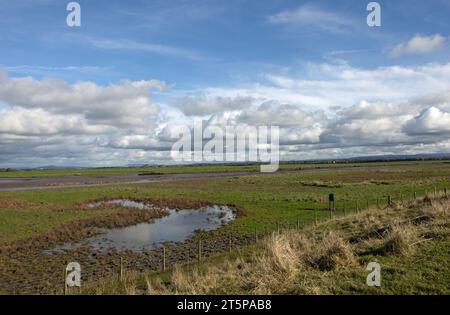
[0,229,256,294]
[49,204,236,253]
[0,197,247,294]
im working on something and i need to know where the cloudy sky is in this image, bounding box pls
[1,0,450,167]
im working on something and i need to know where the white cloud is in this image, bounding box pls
[390,34,446,57]
[0,73,163,129]
[0,107,112,136]
[2,61,450,167]
[172,96,253,116]
[87,37,203,61]
[403,107,450,135]
[196,62,450,112]
[267,4,356,32]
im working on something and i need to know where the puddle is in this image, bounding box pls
[47,201,236,253]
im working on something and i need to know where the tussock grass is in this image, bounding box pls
[378,222,418,256]
[81,194,449,295]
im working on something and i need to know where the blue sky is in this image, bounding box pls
[1,0,450,167]
[2,0,449,87]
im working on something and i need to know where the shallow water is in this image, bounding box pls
[87,199,162,210]
[48,201,236,253]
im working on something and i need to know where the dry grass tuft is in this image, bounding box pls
[379,222,418,256]
[313,232,357,271]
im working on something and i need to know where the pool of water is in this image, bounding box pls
[87,199,164,211]
[48,201,236,253]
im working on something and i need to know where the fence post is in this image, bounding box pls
[120,257,124,281]
[314,207,318,225]
[254,227,258,242]
[64,265,67,295]
[229,234,232,253]
[296,218,300,230]
[187,247,191,265]
[387,195,392,207]
[414,191,417,199]
[162,246,166,271]
[198,239,202,263]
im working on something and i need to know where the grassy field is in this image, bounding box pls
[81,194,450,295]
[0,162,449,294]
[1,162,449,241]
[1,160,449,178]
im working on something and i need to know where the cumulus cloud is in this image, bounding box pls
[169,62,450,158]
[0,73,163,128]
[0,107,112,136]
[172,96,253,116]
[403,107,450,135]
[2,61,450,167]
[0,71,171,167]
[188,62,450,114]
[390,34,446,57]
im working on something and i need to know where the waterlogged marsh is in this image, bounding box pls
[50,199,236,253]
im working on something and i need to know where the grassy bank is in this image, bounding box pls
[81,194,450,295]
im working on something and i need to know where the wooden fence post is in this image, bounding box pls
[198,239,202,263]
[120,257,124,281]
[187,247,191,265]
[162,246,166,271]
[64,265,67,295]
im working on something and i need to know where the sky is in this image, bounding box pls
[1,0,450,167]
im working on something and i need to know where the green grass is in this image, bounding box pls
[0,162,449,294]
[79,196,450,295]
[1,163,449,244]
[1,159,448,178]
[0,205,121,244]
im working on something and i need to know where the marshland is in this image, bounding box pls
[0,161,449,294]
